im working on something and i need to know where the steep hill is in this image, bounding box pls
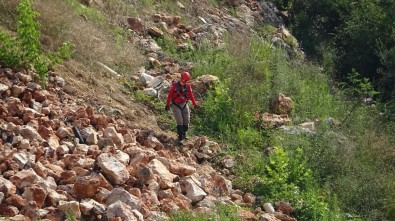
[0,0,304,220]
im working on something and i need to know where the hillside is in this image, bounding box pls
[3,0,395,220]
[0,0,307,220]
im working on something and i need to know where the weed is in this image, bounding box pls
[170,204,239,221]
[65,210,76,221]
[0,0,72,83]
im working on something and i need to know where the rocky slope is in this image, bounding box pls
[0,0,302,220]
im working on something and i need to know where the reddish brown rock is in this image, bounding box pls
[275,201,293,215]
[127,17,145,34]
[5,194,26,209]
[0,204,19,217]
[23,185,47,208]
[271,93,293,115]
[74,176,100,199]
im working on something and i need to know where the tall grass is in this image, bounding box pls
[36,0,144,75]
[0,0,72,82]
[2,0,394,219]
[170,204,239,221]
[158,29,395,220]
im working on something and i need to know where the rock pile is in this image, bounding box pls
[0,0,303,220]
[0,68,297,221]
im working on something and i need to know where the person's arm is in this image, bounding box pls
[187,83,197,107]
[166,83,175,106]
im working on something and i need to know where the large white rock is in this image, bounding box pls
[148,159,176,189]
[97,153,130,185]
[106,188,141,210]
[180,177,207,203]
[107,200,137,221]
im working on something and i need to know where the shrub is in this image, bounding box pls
[254,147,312,200]
[0,30,20,67]
[0,0,72,83]
[170,204,239,221]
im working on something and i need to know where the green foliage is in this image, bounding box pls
[254,147,312,199]
[337,0,386,79]
[194,80,235,136]
[65,210,76,221]
[340,69,379,98]
[64,0,105,23]
[321,45,338,75]
[17,0,41,60]
[190,42,233,78]
[193,37,279,136]
[332,151,395,220]
[295,189,349,221]
[207,0,222,7]
[380,46,395,118]
[134,0,181,13]
[0,30,20,67]
[49,42,74,64]
[170,204,239,221]
[170,211,212,221]
[272,0,293,11]
[1,0,391,220]
[383,99,395,121]
[249,146,346,220]
[235,127,265,149]
[216,204,239,221]
[0,0,72,83]
[283,0,395,106]
[270,111,395,220]
[191,29,395,220]
[228,7,238,17]
[133,90,170,120]
[155,36,179,56]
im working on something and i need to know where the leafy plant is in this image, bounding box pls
[250,146,348,220]
[170,204,239,221]
[207,0,223,7]
[338,69,379,124]
[194,80,235,136]
[155,36,179,56]
[228,7,238,17]
[254,147,312,200]
[133,90,168,115]
[64,0,105,23]
[0,0,72,83]
[0,30,20,67]
[341,69,379,99]
[65,210,76,221]
[17,0,41,62]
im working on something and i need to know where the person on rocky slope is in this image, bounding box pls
[165,71,198,144]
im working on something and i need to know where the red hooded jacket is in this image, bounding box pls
[166,81,197,107]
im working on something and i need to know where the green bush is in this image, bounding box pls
[170,204,239,221]
[248,146,346,220]
[64,0,105,23]
[191,31,395,220]
[254,147,312,200]
[194,80,235,136]
[0,30,20,67]
[0,0,72,82]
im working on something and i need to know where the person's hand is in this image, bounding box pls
[165,106,170,111]
[194,105,199,109]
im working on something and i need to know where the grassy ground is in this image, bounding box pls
[1,0,394,220]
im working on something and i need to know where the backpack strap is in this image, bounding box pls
[175,81,181,93]
[172,81,189,101]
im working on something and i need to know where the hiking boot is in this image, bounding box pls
[177,125,184,141]
[176,139,184,146]
[182,125,189,140]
